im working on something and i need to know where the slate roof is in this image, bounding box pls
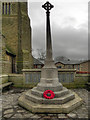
[33,56,89,65]
[55,60,88,65]
[33,58,44,65]
[54,56,89,65]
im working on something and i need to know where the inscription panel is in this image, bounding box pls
[25,72,74,84]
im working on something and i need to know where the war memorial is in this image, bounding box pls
[18,1,83,113]
[1,1,89,119]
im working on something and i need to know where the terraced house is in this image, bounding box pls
[55,59,90,72]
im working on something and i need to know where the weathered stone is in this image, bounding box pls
[2,88,88,119]
[42,116,51,119]
[67,113,77,118]
[18,2,82,114]
[0,111,2,118]
[2,2,33,74]
[17,110,26,113]
[4,113,13,118]
[78,114,88,118]
[12,114,23,118]
[23,113,34,118]
[25,90,75,104]
[3,106,12,109]
[13,105,18,108]
[48,114,56,116]
[58,114,67,118]
[31,115,41,118]
[4,109,13,114]
[18,92,83,113]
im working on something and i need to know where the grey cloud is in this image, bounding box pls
[28,2,88,60]
[61,17,77,26]
[32,22,88,60]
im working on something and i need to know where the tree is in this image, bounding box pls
[37,49,46,60]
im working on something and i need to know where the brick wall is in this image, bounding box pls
[64,64,74,69]
[80,61,90,72]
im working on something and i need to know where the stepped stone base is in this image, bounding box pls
[18,90,83,113]
[18,62,83,113]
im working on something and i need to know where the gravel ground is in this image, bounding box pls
[0,88,89,120]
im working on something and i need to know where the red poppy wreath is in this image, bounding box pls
[43,90,55,99]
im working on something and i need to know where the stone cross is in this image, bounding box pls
[42,1,54,64]
[42,1,54,12]
[18,1,83,113]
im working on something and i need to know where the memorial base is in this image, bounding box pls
[18,91,83,113]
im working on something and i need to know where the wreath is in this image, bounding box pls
[43,90,55,99]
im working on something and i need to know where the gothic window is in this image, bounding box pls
[2,3,4,14]
[6,3,7,14]
[9,3,10,14]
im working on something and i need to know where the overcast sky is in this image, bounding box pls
[28,0,89,60]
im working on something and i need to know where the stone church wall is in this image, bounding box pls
[2,2,33,74]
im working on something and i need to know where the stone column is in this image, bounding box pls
[37,1,63,91]
[43,2,55,67]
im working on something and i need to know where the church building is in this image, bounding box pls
[2,1,33,74]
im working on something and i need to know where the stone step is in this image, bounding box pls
[25,90,75,104]
[18,91,83,113]
[0,82,13,90]
[37,83,63,92]
[31,87,69,98]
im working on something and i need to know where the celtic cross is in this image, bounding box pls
[42,1,54,14]
[42,1,54,62]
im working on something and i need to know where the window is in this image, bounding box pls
[2,2,11,15]
[57,66,62,69]
[2,3,4,14]
[6,3,7,14]
[78,65,80,70]
[9,3,10,14]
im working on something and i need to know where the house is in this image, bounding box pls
[33,58,44,69]
[55,59,90,72]
[55,60,80,70]
[79,60,90,72]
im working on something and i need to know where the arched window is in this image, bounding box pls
[6,3,7,14]
[2,3,4,14]
[9,3,10,14]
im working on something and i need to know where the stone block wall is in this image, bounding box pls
[1,71,89,88]
[2,61,12,74]
[0,74,8,85]
[2,2,33,74]
[8,74,23,87]
[2,15,18,55]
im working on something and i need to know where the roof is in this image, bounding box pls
[38,59,45,64]
[55,60,88,65]
[54,56,70,62]
[79,60,90,64]
[54,56,89,65]
[33,58,44,65]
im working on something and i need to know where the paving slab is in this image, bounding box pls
[67,113,77,118]
[1,88,89,119]
[4,109,13,114]
[4,113,13,118]
[58,114,67,118]
[18,91,83,113]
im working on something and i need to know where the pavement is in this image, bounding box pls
[0,88,89,120]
